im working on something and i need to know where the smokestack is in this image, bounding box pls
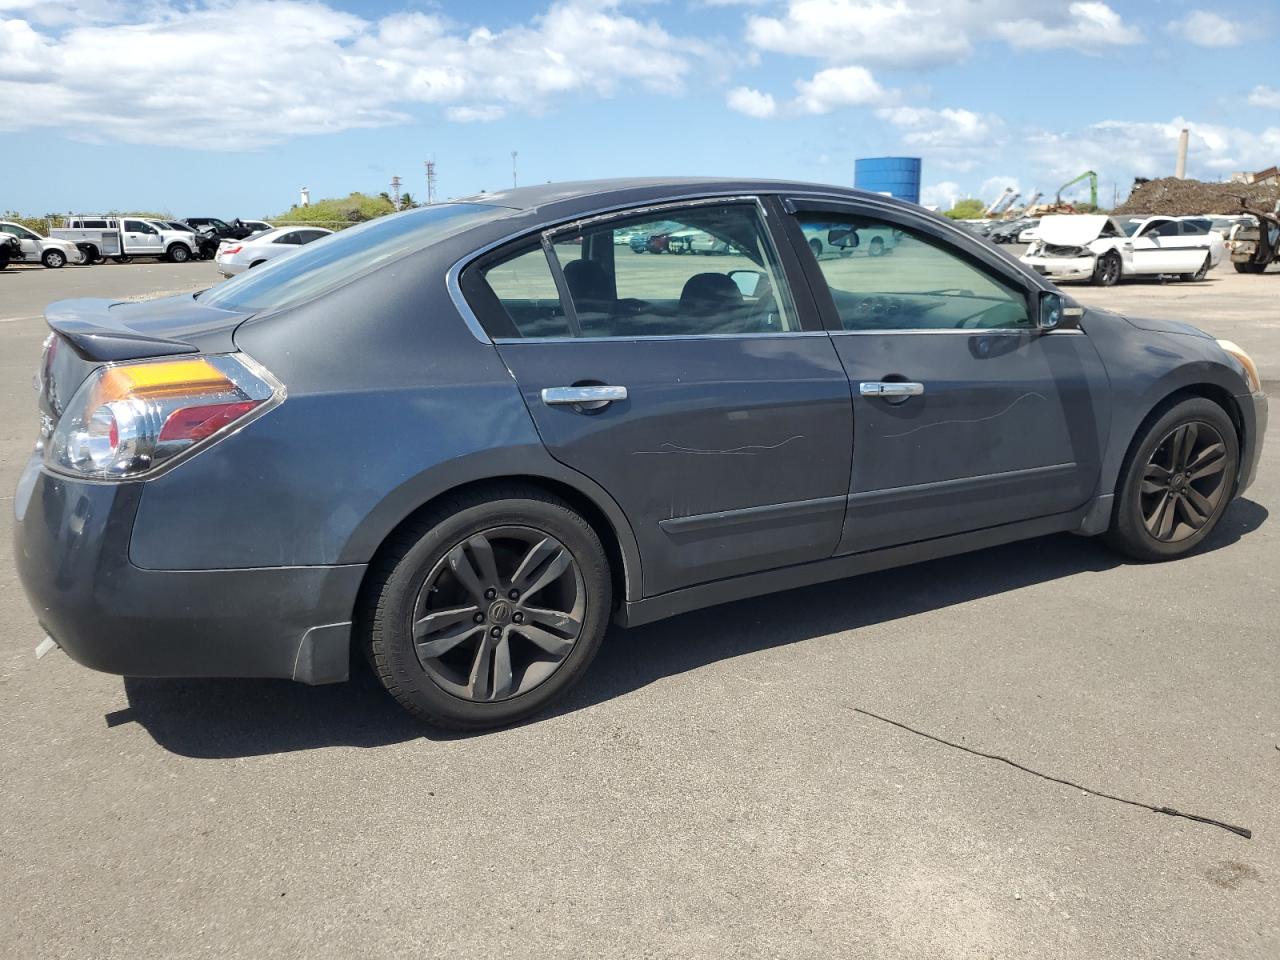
[1175,128,1189,179]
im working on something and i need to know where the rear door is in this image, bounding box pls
[465,198,854,597]
[783,197,1110,554]
[122,219,163,257]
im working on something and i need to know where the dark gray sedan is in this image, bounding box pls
[13,178,1267,729]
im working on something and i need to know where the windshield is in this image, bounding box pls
[1120,220,1145,236]
[199,203,507,313]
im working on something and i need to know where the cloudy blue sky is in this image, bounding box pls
[2,0,1278,217]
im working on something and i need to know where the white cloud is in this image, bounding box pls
[0,0,711,148]
[1248,85,1280,109]
[1026,118,1280,185]
[745,1,1141,68]
[726,85,777,118]
[920,181,963,210]
[794,66,887,113]
[876,105,998,146]
[1167,10,1243,48]
[996,2,1141,51]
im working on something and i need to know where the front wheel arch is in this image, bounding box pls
[1112,384,1244,502]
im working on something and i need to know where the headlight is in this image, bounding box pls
[1216,339,1263,396]
[46,353,283,480]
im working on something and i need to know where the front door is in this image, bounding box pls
[122,219,164,257]
[468,199,854,597]
[785,199,1110,555]
[1132,218,1204,274]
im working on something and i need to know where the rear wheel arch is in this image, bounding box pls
[353,474,640,623]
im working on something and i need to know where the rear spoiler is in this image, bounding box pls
[45,299,199,362]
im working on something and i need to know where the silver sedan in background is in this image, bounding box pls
[215,226,333,277]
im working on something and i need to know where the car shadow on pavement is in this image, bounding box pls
[119,498,1268,758]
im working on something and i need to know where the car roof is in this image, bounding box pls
[453,176,897,217]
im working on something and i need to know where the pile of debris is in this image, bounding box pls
[1114,176,1279,216]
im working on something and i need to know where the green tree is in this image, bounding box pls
[944,198,986,219]
[399,192,417,210]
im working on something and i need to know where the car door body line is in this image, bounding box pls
[657,494,848,536]
[619,505,1087,627]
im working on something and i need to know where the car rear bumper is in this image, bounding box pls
[215,259,246,277]
[1020,255,1095,281]
[12,454,364,684]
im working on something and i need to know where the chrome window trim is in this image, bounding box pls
[492,330,831,345]
[445,186,1070,344]
[828,327,1085,336]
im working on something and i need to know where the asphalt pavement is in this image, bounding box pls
[1,258,1276,959]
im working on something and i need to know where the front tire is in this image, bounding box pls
[364,486,612,729]
[1104,398,1239,561]
[1093,250,1121,286]
[167,244,191,263]
[42,249,66,269]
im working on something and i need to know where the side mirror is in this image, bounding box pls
[1038,291,1064,330]
[728,269,763,297]
[827,227,859,249]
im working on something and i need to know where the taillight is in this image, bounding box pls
[46,354,283,479]
[221,245,242,255]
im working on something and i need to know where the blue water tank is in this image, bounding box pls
[855,156,922,204]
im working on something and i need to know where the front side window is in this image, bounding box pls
[548,203,797,337]
[124,220,155,234]
[796,214,1032,331]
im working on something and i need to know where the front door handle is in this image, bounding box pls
[859,381,924,398]
[541,385,628,406]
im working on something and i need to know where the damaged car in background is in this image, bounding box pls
[1021,214,1225,286]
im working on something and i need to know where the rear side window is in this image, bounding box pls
[200,203,504,313]
[477,244,571,338]
[549,202,797,337]
[796,214,1031,331]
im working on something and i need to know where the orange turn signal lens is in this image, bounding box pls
[95,358,233,406]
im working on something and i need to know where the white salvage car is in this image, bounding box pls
[1020,214,1225,286]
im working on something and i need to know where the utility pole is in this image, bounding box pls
[1175,128,1189,179]
[424,159,438,205]
[511,150,518,189]
[390,175,402,209]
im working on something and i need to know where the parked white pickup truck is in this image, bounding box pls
[52,216,200,264]
[0,220,85,268]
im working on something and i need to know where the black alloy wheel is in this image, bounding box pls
[412,527,585,703]
[365,486,611,729]
[1139,421,1231,543]
[1105,397,1239,560]
[1093,251,1121,286]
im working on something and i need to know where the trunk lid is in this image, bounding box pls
[38,294,252,428]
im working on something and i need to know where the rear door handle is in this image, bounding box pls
[541,385,628,406]
[859,381,924,398]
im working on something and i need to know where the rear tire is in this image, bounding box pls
[42,249,66,269]
[1181,254,1211,282]
[1233,261,1266,274]
[112,255,133,264]
[1104,397,1238,561]
[1092,250,1121,286]
[363,486,612,729]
